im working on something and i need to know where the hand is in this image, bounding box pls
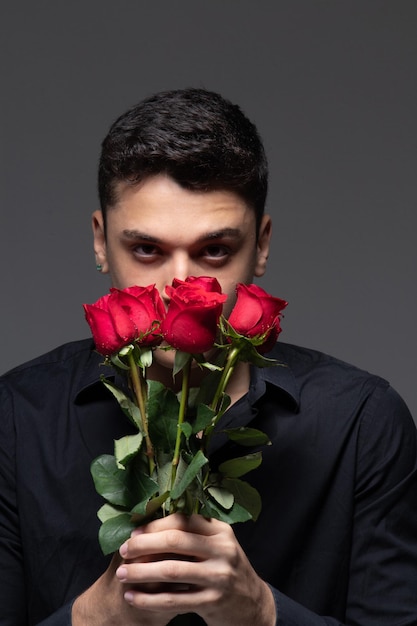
[115,513,276,626]
[71,552,177,626]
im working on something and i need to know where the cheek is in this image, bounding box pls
[152,346,176,370]
[216,256,257,314]
[108,257,165,292]
[219,283,238,318]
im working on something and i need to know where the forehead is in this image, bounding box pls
[107,175,256,238]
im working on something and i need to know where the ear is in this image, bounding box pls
[254,214,272,277]
[92,210,109,274]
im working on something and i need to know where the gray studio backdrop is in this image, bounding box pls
[1,2,416,419]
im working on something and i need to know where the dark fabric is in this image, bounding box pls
[1,339,416,626]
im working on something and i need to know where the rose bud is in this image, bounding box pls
[84,284,165,355]
[161,276,227,353]
[228,284,287,353]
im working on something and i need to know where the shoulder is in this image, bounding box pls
[0,338,96,393]
[3,338,94,373]
[270,340,388,391]
[265,343,416,485]
[267,341,414,430]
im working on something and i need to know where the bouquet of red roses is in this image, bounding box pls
[84,277,287,555]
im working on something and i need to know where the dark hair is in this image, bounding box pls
[98,88,268,231]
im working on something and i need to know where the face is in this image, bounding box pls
[92,174,272,372]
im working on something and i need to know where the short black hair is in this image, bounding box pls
[98,88,268,231]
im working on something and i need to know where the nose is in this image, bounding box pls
[161,252,193,302]
[171,252,193,283]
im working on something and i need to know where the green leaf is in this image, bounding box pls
[91,454,158,509]
[91,454,135,507]
[170,454,188,500]
[118,344,134,357]
[135,346,153,369]
[147,381,180,452]
[155,451,174,495]
[180,422,193,440]
[132,491,169,521]
[201,497,252,524]
[187,387,200,408]
[192,352,224,372]
[170,450,208,500]
[194,355,225,405]
[173,351,192,377]
[218,452,262,478]
[98,513,136,555]
[223,427,271,447]
[110,354,131,370]
[221,478,262,521]
[244,348,284,368]
[218,319,288,367]
[146,492,169,516]
[207,486,234,510]
[216,393,231,418]
[194,359,223,372]
[101,379,143,430]
[97,503,125,523]
[129,461,160,508]
[114,432,143,467]
[192,404,216,434]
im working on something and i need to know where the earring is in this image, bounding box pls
[96,264,103,272]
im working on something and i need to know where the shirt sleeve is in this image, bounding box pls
[35,603,73,626]
[0,382,27,626]
[0,381,77,626]
[267,384,417,626]
[346,385,417,624]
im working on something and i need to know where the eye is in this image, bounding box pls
[201,244,231,263]
[132,243,161,261]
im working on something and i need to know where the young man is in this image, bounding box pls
[1,89,416,626]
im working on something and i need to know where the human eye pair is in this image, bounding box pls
[131,242,231,266]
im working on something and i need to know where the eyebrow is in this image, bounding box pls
[122,230,162,243]
[121,227,243,244]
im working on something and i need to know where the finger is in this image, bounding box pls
[120,526,235,563]
[123,585,220,614]
[117,556,226,588]
[133,513,226,537]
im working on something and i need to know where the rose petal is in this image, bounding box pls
[83,303,124,355]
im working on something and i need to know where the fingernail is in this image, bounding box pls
[124,590,134,604]
[131,527,145,537]
[119,542,128,557]
[116,566,127,581]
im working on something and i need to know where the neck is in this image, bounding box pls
[147,353,251,407]
[222,359,251,405]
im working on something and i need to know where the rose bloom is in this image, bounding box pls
[84,285,165,355]
[161,276,227,353]
[228,284,287,353]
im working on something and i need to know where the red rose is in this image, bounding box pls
[161,276,227,353]
[83,285,165,355]
[228,284,287,353]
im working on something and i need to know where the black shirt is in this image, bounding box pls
[1,339,416,625]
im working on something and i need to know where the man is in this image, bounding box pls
[0,88,416,626]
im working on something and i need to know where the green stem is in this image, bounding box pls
[210,346,240,420]
[170,356,192,514]
[202,345,240,456]
[172,356,192,473]
[128,351,155,475]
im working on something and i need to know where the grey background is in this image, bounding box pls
[1,2,416,418]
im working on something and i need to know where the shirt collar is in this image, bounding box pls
[249,357,300,411]
[74,345,116,404]
[74,342,300,410]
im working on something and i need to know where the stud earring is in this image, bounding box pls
[96,264,103,272]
